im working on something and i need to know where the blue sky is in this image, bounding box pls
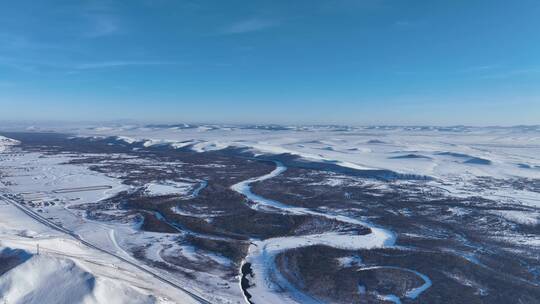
[1,0,539,125]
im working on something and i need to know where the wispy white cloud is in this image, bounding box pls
[0,81,17,87]
[394,21,411,27]
[0,57,181,74]
[479,68,540,79]
[318,0,388,13]
[0,56,40,73]
[85,14,121,37]
[221,18,280,34]
[74,61,178,69]
[0,33,62,51]
[460,65,500,73]
[460,64,540,79]
[81,0,123,38]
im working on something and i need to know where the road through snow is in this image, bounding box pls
[0,194,212,304]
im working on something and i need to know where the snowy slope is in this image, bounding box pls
[0,196,199,304]
[0,251,156,304]
[0,135,19,152]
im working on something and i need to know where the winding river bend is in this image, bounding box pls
[231,161,431,304]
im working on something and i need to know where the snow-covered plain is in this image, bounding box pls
[59,124,540,178]
[144,181,194,197]
[60,124,540,209]
[5,124,538,181]
[1,124,539,304]
[0,138,213,304]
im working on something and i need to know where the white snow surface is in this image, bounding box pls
[493,210,540,226]
[0,135,20,152]
[231,162,398,304]
[1,124,539,303]
[0,199,194,304]
[144,181,193,197]
[0,142,231,304]
[65,124,540,209]
[52,124,540,180]
[0,252,156,304]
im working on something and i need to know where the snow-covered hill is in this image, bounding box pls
[0,250,156,304]
[0,192,198,304]
[0,135,19,152]
[62,124,540,180]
